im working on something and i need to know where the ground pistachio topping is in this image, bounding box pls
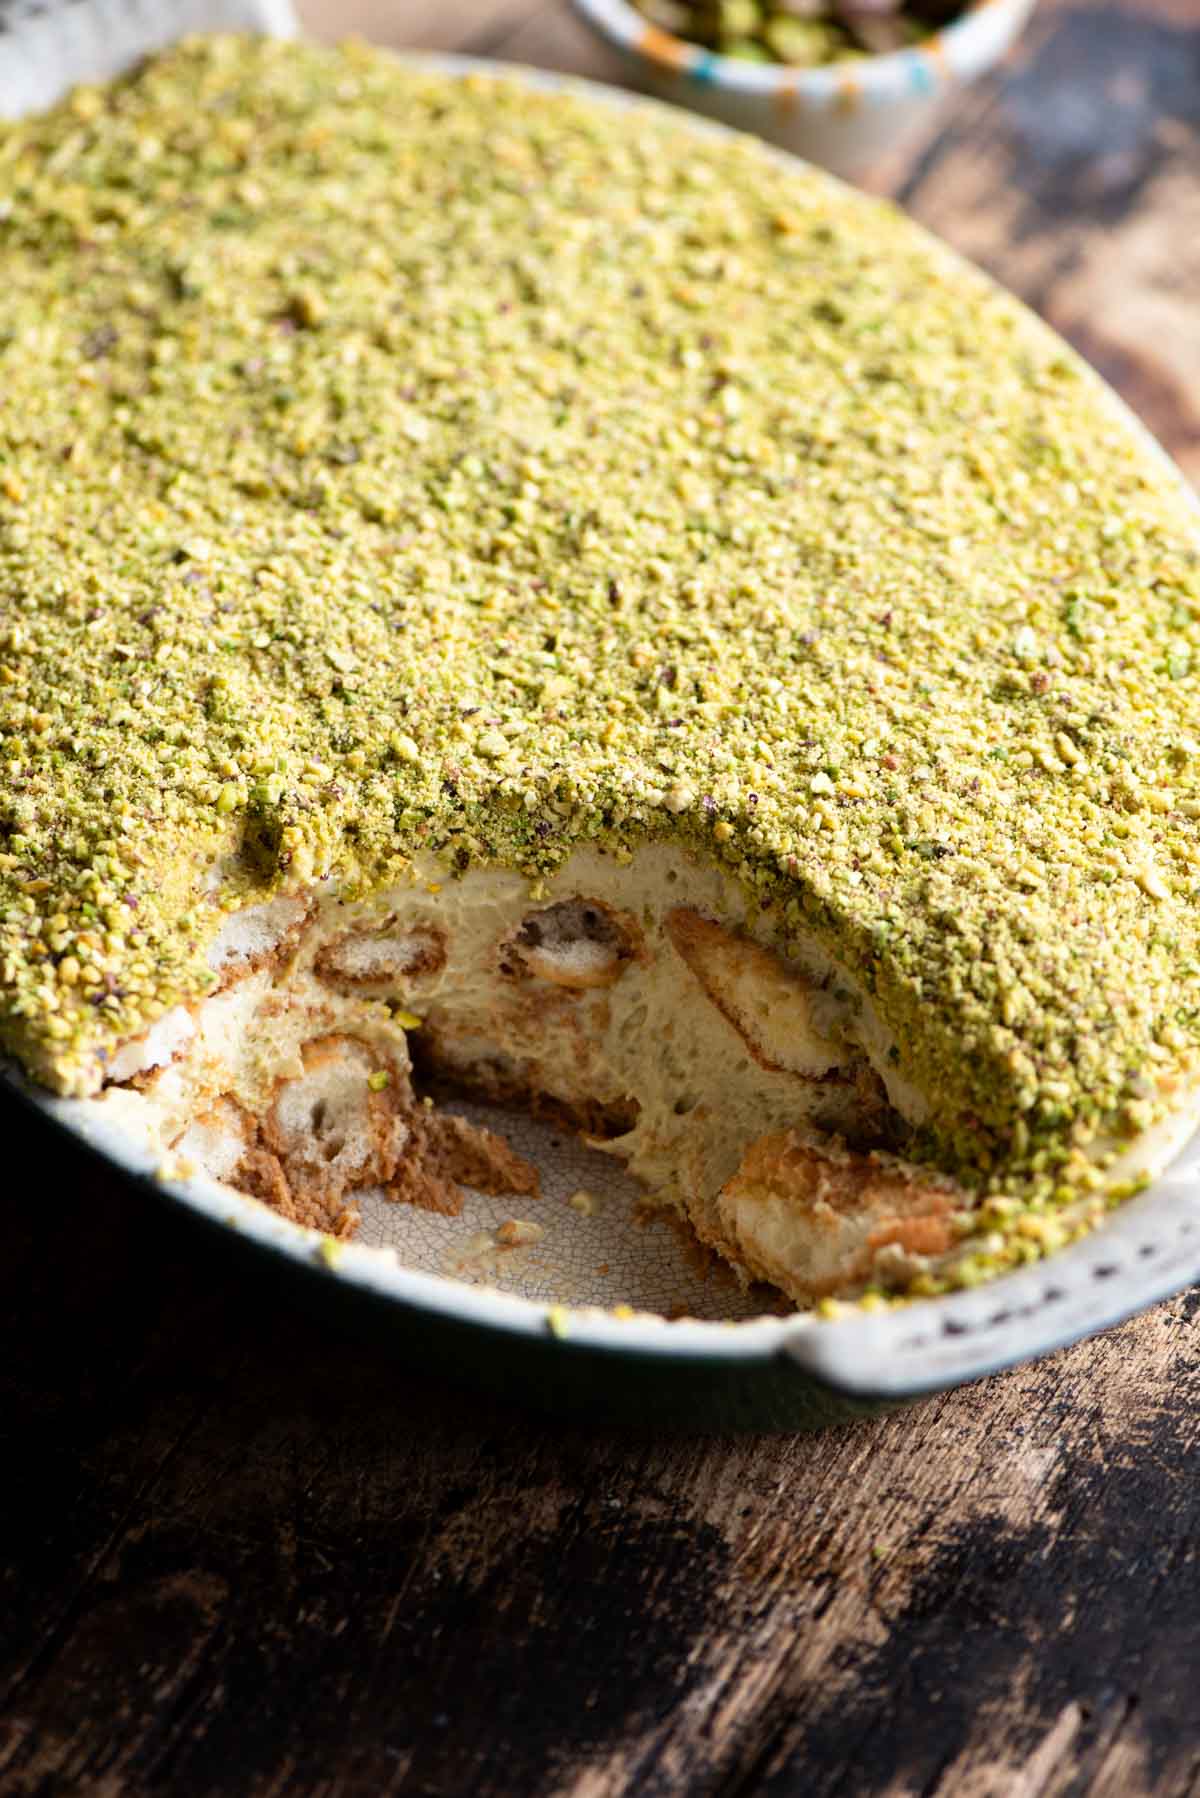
[3,37,1200,1271]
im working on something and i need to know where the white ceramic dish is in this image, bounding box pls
[2,0,1199,1429]
[568,0,1038,176]
[9,1038,1200,1428]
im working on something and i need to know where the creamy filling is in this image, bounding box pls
[78,844,957,1302]
[76,841,1200,1306]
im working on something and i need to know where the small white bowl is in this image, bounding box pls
[569,0,1038,177]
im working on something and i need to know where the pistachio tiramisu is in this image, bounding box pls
[3,37,1200,1305]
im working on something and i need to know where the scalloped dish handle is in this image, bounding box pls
[781,1155,1200,1401]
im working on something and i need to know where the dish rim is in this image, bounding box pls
[12,1053,1200,1401]
[5,43,1200,1404]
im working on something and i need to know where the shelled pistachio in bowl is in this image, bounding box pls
[571,0,1038,174]
[637,0,967,65]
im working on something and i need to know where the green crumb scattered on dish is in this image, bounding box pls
[316,1234,342,1269]
[2,38,1200,1287]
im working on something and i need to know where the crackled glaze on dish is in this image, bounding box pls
[3,38,1200,1300]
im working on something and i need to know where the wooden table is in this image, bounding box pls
[4,2,1200,1791]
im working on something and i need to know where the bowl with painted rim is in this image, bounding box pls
[568,0,1038,176]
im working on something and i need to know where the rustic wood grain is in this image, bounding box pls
[893,0,1200,487]
[4,2,1200,1794]
[4,1110,1200,1796]
[296,0,633,81]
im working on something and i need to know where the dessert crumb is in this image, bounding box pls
[497,1218,544,1247]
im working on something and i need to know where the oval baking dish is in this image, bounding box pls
[3,16,1200,1431]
